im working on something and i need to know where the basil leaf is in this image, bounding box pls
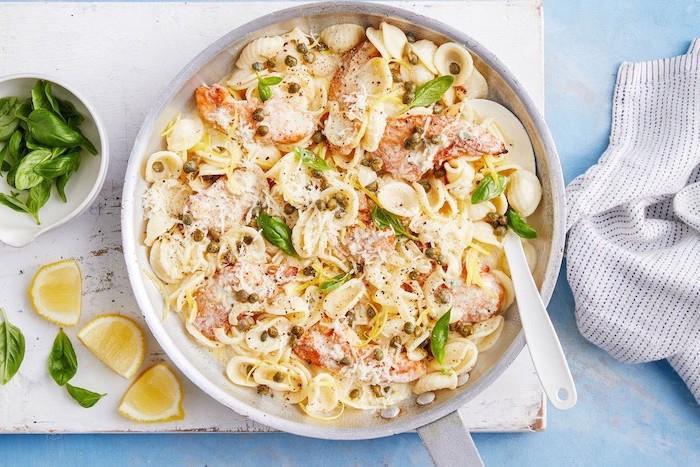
[471,174,507,204]
[257,76,282,103]
[58,99,84,127]
[260,76,283,86]
[430,308,451,365]
[34,152,78,178]
[43,81,62,114]
[56,153,81,203]
[294,147,331,171]
[66,383,105,408]
[409,75,454,109]
[257,213,297,256]
[319,271,352,292]
[26,109,83,148]
[5,129,24,168]
[48,329,78,386]
[27,179,52,224]
[0,97,18,126]
[506,208,537,239]
[371,205,417,240]
[14,98,32,122]
[14,149,51,190]
[0,193,31,216]
[31,80,50,111]
[0,308,25,385]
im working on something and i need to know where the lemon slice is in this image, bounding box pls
[28,259,82,326]
[118,363,184,423]
[78,314,146,378]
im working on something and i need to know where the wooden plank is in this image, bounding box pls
[0,0,545,433]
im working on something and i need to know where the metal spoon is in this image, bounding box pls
[503,230,577,409]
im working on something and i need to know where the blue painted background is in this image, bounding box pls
[2,1,699,465]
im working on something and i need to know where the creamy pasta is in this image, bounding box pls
[141,22,543,419]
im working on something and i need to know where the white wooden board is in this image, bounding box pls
[0,0,545,433]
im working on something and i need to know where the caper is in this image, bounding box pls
[151,161,164,173]
[373,348,383,360]
[208,228,221,241]
[383,386,390,393]
[486,212,500,223]
[409,270,419,280]
[311,169,322,178]
[267,326,279,338]
[408,52,419,65]
[406,32,416,43]
[349,388,361,399]
[315,199,327,210]
[252,108,265,121]
[285,55,298,67]
[206,242,220,253]
[284,203,296,215]
[403,81,416,93]
[425,247,438,259]
[303,52,315,63]
[302,266,315,277]
[256,125,269,136]
[288,82,300,94]
[339,356,352,366]
[183,160,198,173]
[291,325,305,337]
[326,198,338,210]
[235,289,249,302]
[265,58,276,69]
[334,193,347,206]
[312,130,324,144]
[449,62,461,75]
[391,70,403,83]
[437,288,451,304]
[260,330,269,342]
[433,102,445,114]
[438,255,448,266]
[192,229,205,242]
[458,323,472,338]
[403,322,415,334]
[237,316,254,331]
[346,311,355,325]
[296,42,309,54]
[288,335,296,346]
[319,178,329,190]
[252,61,264,71]
[334,209,345,219]
[181,213,194,225]
[248,293,260,303]
[273,371,284,383]
[367,306,377,319]
[257,384,270,395]
[316,41,328,51]
[366,181,379,192]
[360,158,371,167]
[390,336,402,349]
[494,226,507,236]
[402,92,414,104]
[434,166,447,178]
[370,158,384,172]
[498,215,508,226]
[371,384,383,398]
[410,131,421,144]
[419,180,431,192]
[243,235,253,245]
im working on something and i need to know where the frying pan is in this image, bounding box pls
[121,3,565,465]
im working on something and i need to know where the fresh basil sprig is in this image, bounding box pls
[14,149,52,190]
[0,193,31,216]
[319,271,352,292]
[27,179,52,224]
[0,97,20,141]
[371,205,417,240]
[257,76,283,102]
[0,308,25,385]
[506,208,537,239]
[471,173,507,204]
[257,213,297,256]
[48,329,78,386]
[294,147,331,171]
[66,383,106,408]
[409,75,454,109]
[430,308,451,365]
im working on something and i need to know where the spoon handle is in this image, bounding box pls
[503,230,577,410]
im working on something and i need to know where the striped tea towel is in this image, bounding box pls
[566,39,700,403]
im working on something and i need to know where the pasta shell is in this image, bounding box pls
[366,27,391,59]
[320,24,365,54]
[166,118,204,152]
[413,371,458,394]
[380,22,407,60]
[361,104,387,152]
[357,165,377,187]
[492,193,509,216]
[472,221,500,246]
[358,57,393,96]
[444,158,475,200]
[225,356,259,387]
[245,317,291,354]
[491,270,515,311]
[323,278,365,320]
[521,239,538,273]
[434,42,474,86]
[506,169,542,217]
[463,68,488,99]
[410,40,438,73]
[467,200,496,221]
[253,362,303,392]
[410,63,436,86]
[227,67,257,90]
[469,315,504,352]
[321,184,359,227]
[149,236,182,284]
[235,35,285,69]
[431,338,478,374]
[377,180,420,218]
[145,151,183,183]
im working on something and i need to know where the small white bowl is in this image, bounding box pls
[0,74,108,247]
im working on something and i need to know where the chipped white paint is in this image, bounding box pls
[0,1,545,433]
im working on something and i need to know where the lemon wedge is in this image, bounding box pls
[118,363,184,423]
[28,259,82,326]
[78,314,146,379]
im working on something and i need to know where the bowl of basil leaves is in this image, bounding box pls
[0,74,108,247]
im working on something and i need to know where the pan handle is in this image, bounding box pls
[417,410,484,467]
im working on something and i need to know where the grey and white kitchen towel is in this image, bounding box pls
[566,39,700,403]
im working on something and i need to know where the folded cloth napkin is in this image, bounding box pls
[566,39,700,403]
